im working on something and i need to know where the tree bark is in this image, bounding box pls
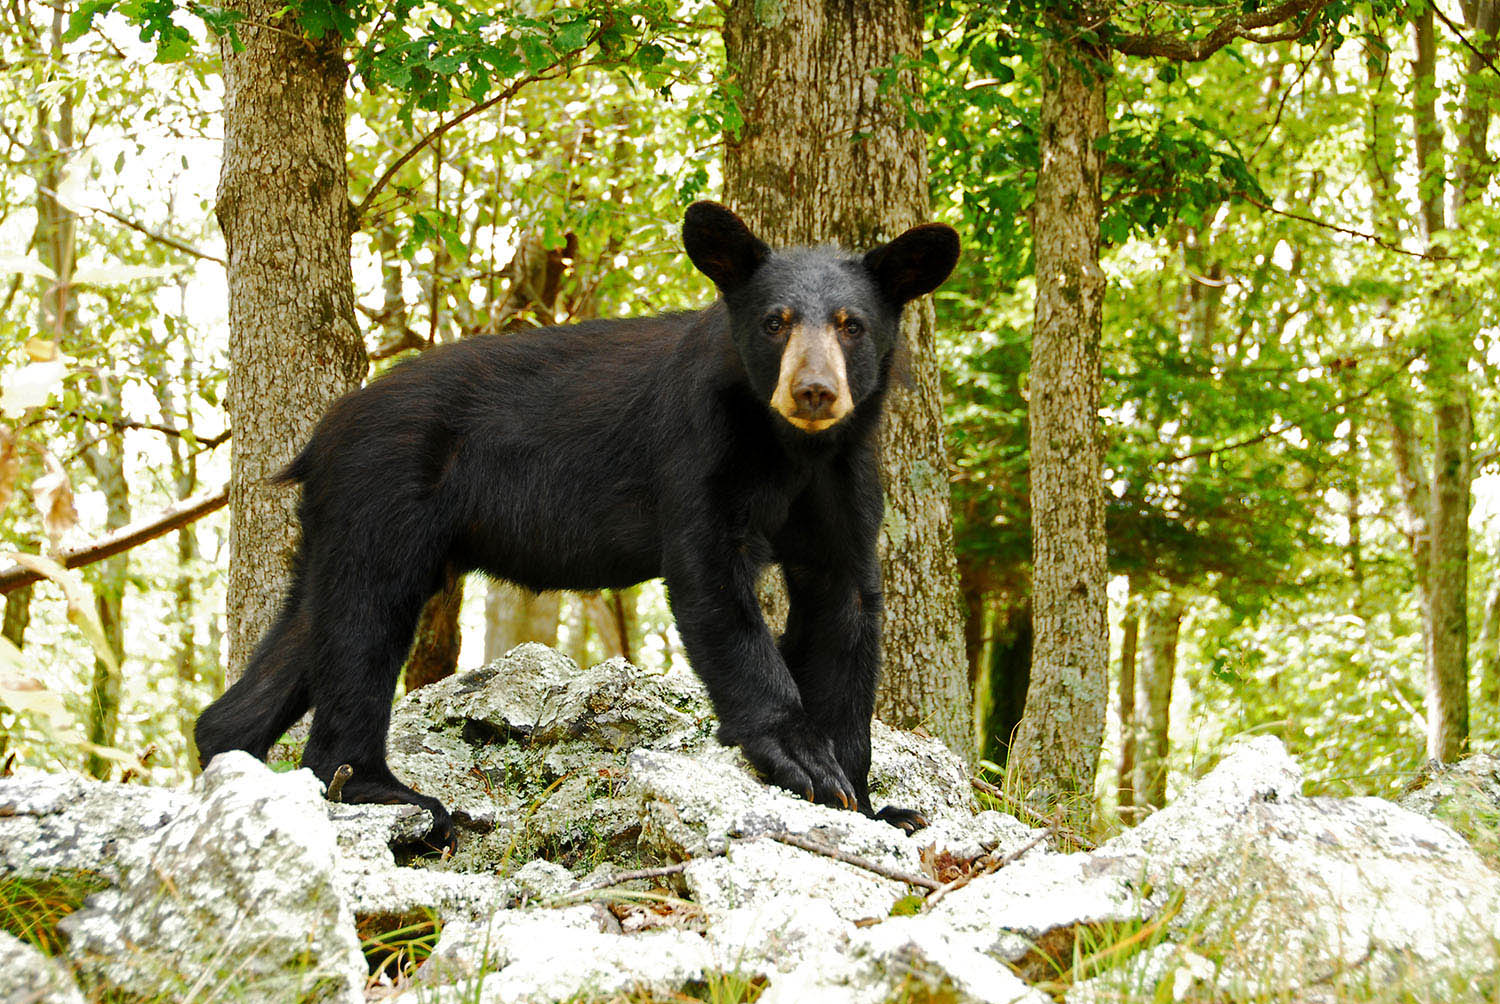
[217,0,367,681]
[1008,24,1111,806]
[1478,569,1500,717]
[1136,592,1184,810]
[722,0,971,760]
[1116,591,1140,820]
[405,574,463,691]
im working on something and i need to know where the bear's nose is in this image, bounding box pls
[794,382,837,418]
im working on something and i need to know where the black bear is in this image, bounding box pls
[195,202,960,846]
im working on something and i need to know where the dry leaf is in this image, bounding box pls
[24,338,56,362]
[30,451,78,550]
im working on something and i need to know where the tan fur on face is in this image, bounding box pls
[770,322,854,432]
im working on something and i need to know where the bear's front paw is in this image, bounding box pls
[870,804,929,834]
[737,721,859,811]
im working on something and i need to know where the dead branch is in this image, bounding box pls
[921,826,1056,912]
[563,850,730,897]
[767,831,940,890]
[0,483,227,594]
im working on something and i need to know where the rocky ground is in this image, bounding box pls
[2,643,1498,1003]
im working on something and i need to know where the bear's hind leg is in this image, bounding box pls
[195,591,313,765]
[299,558,453,847]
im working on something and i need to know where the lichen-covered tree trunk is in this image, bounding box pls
[218,0,366,681]
[722,0,971,760]
[405,575,463,691]
[1007,27,1110,806]
[1135,592,1184,810]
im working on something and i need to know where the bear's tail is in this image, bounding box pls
[272,445,314,486]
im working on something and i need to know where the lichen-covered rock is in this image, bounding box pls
[631,745,930,871]
[386,645,713,871]
[59,753,365,1004]
[0,771,190,882]
[403,905,712,1003]
[0,931,85,1004]
[329,802,512,920]
[1096,737,1500,993]
[867,720,979,824]
[757,914,1049,1004]
[1398,752,1500,865]
[685,837,907,922]
[927,847,1154,968]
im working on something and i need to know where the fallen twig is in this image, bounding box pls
[767,831,940,891]
[921,825,1056,913]
[564,851,728,896]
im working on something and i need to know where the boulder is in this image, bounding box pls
[1094,736,1500,994]
[398,905,712,1003]
[0,931,85,1004]
[59,752,366,1004]
[1399,751,1500,864]
[0,770,190,882]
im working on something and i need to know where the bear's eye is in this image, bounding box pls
[763,315,786,338]
[842,318,865,339]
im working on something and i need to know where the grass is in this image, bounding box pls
[0,871,107,955]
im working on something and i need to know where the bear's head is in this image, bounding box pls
[682,201,959,434]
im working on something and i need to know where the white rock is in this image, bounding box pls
[686,838,906,922]
[0,772,190,881]
[404,905,711,1003]
[705,895,852,976]
[759,914,1048,1004]
[59,752,365,1004]
[0,931,85,1004]
[1097,737,1500,991]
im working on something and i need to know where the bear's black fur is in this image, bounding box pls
[195,202,960,846]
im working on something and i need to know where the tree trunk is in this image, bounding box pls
[1008,25,1111,808]
[217,0,367,682]
[405,574,463,691]
[1411,5,1493,761]
[722,0,971,760]
[82,424,130,778]
[1116,592,1140,821]
[1478,570,1500,717]
[1135,593,1184,810]
[484,583,561,663]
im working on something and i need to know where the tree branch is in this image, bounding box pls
[356,70,564,221]
[1238,193,1435,259]
[1108,1,1328,62]
[0,484,227,594]
[1432,1,1500,80]
[767,831,940,890]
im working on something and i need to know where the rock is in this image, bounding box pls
[1096,737,1500,994]
[704,894,852,976]
[402,905,712,1003]
[0,931,85,1004]
[59,752,366,1004]
[328,801,512,921]
[757,914,1049,1004]
[386,646,712,871]
[631,745,931,872]
[510,859,577,901]
[1398,752,1500,864]
[686,837,907,922]
[926,846,1155,972]
[0,771,190,882]
[867,719,979,824]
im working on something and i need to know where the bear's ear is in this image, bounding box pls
[863,223,961,306]
[683,201,771,293]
